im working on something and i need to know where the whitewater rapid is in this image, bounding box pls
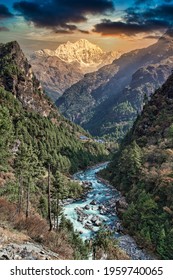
[64,163,155,260]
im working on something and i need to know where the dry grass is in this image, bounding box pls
[0,197,74,259]
[0,172,14,187]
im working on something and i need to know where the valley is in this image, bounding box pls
[1,30,173,260]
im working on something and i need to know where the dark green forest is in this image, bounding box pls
[101,74,173,259]
[0,86,108,259]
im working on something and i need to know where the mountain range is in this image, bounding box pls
[56,30,173,140]
[30,39,120,101]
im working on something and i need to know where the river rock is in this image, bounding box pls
[84,222,93,231]
[90,216,102,227]
[98,205,107,215]
[99,210,105,215]
[77,216,83,223]
[76,207,89,224]
[91,216,97,223]
[94,220,102,227]
[116,197,128,209]
[82,181,92,187]
[115,221,123,232]
[84,205,90,210]
[116,197,128,215]
[90,200,97,205]
[118,235,155,260]
[0,243,60,260]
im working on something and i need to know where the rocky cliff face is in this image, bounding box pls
[0,41,54,116]
[30,39,121,101]
[30,55,83,101]
[56,30,173,139]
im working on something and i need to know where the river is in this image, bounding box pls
[64,163,155,260]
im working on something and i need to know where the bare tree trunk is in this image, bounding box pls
[48,164,53,231]
[26,177,30,219]
[18,176,23,215]
[93,245,96,260]
[56,194,59,232]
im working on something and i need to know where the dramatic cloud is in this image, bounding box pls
[143,4,173,20]
[93,3,173,36]
[79,30,90,34]
[93,19,168,36]
[134,0,154,5]
[144,35,163,39]
[0,4,13,19]
[13,0,115,33]
[0,26,10,32]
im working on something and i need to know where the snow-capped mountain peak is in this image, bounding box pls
[33,39,121,73]
[54,39,104,65]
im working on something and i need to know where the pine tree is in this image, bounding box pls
[52,171,66,231]
[47,163,53,231]
[0,106,13,170]
[14,143,40,218]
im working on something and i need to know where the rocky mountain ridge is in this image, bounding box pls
[0,41,54,117]
[56,30,173,139]
[30,39,121,101]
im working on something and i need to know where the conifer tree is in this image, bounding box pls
[52,170,66,231]
[0,106,13,169]
[14,143,40,218]
[47,163,53,231]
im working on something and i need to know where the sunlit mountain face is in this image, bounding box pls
[29,38,121,101]
[1,0,173,54]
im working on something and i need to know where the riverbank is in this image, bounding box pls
[97,171,158,259]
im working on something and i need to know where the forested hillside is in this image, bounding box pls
[0,41,108,259]
[101,72,173,259]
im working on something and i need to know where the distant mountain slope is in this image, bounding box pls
[30,55,83,101]
[30,39,120,101]
[56,30,173,139]
[102,72,173,259]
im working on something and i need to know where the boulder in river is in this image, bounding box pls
[82,181,92,187]
[91,216,97,223]
[90,200,97,205]
[91,216,102,226]
[84,222,93,231]
[94,220,102,227]
[84,205,90,210]
[115,221,123,233]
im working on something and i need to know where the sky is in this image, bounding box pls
[0,0,173,54]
